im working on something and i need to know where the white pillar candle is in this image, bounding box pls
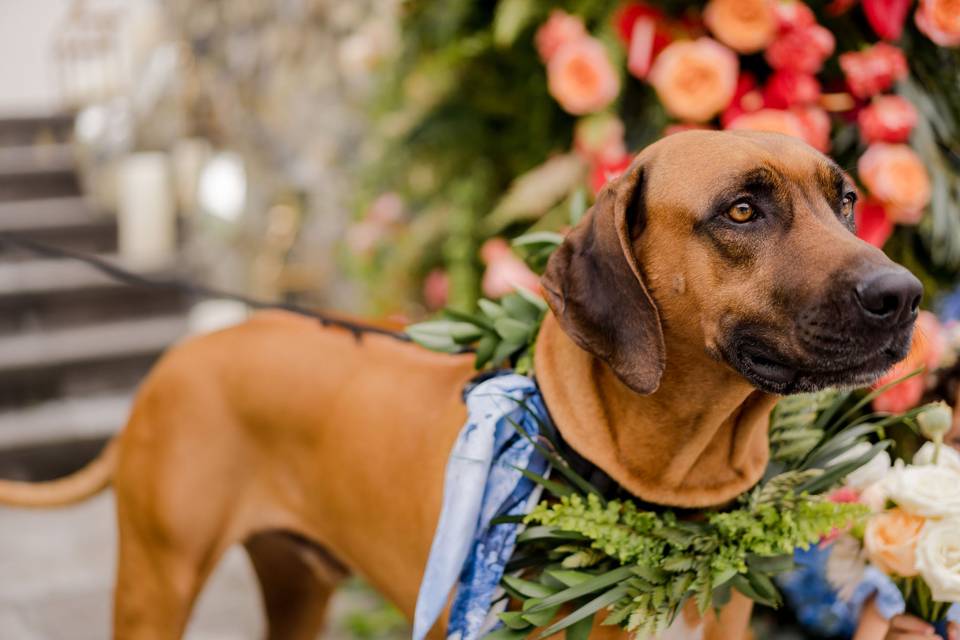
[117,152,176,269]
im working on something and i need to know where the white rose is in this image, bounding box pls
[915,519,960,602]
[884,465,960,518]
[913,441,960,473]
[826,534,868,600]
[835,443,892,489]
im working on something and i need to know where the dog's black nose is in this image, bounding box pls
[855,268,923,325]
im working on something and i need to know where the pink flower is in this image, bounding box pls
[366,192,406,225]
[535,10,588,62]
[423,269,449,310]
[480,238,542,299]
[854,197,894,248]
[916,310,946,371]
[873,371,925,413]
[858,95,918,144]
[703,0,778,53]
[829,486,862,504]
[614,2,672,53]
[839,43,908,99]
[858,143,931,224]
[915,0,960,46]
[574,114,628,165]
[649,38,739,123]
[590,154,633,195]
[547,36,620,115]
[763,69,821,108]
[765,23,835,73]
[726,108,808,140]
[863,0,913,40]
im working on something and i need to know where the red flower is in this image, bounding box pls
[765,23,835,73]
[721,72,765,127]
[590,155,633,195]
[858,95,918,144]
[616,3,674,77]
[839,43,908,99]
[863,0,913,40]
[772,0,817,30]
[764,69,822,108]
[854,197,894,248]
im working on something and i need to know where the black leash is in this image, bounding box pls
[0,232,412,343]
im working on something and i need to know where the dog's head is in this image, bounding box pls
[542,130,922,396]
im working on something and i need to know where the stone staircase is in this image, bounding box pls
[0,115,188,481]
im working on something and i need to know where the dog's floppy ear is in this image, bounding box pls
[541,161,666,394]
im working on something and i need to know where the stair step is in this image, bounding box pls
[0,198,117,258]
[0,315,186,373]
[0,165,80,201]
[0,254,174,296]
[0,393,129,450]
[0,144,75,176]
[0,115,73,148]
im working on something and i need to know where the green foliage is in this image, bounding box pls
[407,287,547,372]
[487,386,934,639]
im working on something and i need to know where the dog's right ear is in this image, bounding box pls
[540,161,666,395]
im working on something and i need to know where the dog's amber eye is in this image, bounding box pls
[727,202,755,223]
[841,194,856,219]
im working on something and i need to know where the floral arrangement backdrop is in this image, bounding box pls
[353,0,960,319]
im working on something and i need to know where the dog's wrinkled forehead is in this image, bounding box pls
[638,130,849,219]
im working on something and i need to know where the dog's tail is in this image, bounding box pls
[0,439,118,508]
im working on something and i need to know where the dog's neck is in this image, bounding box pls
[534,313,776,508]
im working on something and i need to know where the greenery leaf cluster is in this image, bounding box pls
[483,389,937,639]
[406,286,546,373]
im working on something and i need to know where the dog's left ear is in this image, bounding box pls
[541,160,666,394]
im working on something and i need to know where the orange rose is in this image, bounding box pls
[915,0,960,47]
[726,108,807,140]
[864,508,925,577]
[858,143,931,224]
[704,0,777,53]
[649,38,739,123]
[547,36,620,115]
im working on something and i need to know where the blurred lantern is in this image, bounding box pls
[117,152,176,269]
[199,152,247,223]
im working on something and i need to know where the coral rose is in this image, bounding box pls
[915,0,960,47]
[704,0,777,53]
[765,23,835,73]
[839,43,908,99]
[772,0,817,30]
[547,36,620,115]
[854,197,894,248]
[721,72,765,127]
[858,95,918,144]
[864,507,925,577]
[858,143,931,223]
[649,38,739,123]
[726,108,807,141]
[792,105,831,152]
[536,10,588,62]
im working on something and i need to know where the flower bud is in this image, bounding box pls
[918,402,952,442]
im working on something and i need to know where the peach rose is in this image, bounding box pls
[864,507,926,577]
[858,143,931,224]
[872,310,944,413]
[480,238,542,299]
[535,10,588,62]
[547,36,620,115]
[704,0,777,53]
[649,38,739,123]
[915,0,960,47]
[726,108,807,140]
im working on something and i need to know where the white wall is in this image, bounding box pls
[0,0,74,116]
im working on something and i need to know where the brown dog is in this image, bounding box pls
[0,131,920,639]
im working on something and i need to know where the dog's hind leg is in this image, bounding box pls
[245,531,349,640]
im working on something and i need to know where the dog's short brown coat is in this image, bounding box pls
[0,131,917,639]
